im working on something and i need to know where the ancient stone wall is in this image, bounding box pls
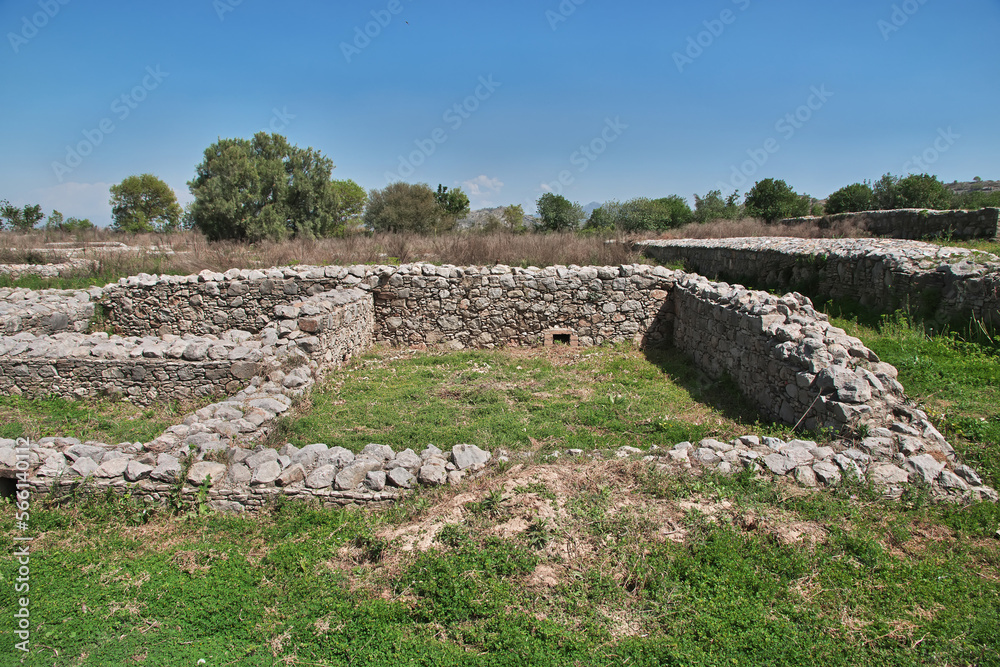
[0,286,100,335]
[640,238,1000,327]
[0,289,374,406]
[778,208,999,240]
[672,275,909,433]
[103,264,680,348]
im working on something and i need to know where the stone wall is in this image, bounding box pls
[0,286,100,335]
[672,275,910,433]
[103,264,680,348]
[640,238,1000,327]
[0,289,374,406]
[778,208,1000,240]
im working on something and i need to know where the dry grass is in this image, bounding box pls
[657,216,872,240]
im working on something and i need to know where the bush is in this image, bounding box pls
[110,174,182,233]
[825,182,874,215]
[744,179,809,223]
[365,182,461,234]
[536,193,585,232]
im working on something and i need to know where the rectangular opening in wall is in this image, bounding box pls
[552,333,572,345]
[544,328,578,347]
[0,475,15,501]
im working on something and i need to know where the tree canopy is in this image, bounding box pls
[692,189,743,223]
[825,182,874,215]
[0,201,44,231]
[744,179,810,223]
[110,174,183,233]
[364,182,467,234]
[188,132,365,242]
[536,193,584,232]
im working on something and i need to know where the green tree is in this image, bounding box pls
[110,174,182,233]
[435,185,471,219]
[896,173,952,209]
[744,179,804,223]
[825,183,874,215]
[501,204,526,233]
[64,217,94,231]
[45,210,65,230]
[1,202,44,231]
[189,132,363,242]
[872,173,903,210]
[364,182,456,234]
[536,193,584,232]
[693,189,743,223]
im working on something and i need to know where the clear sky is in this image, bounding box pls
[2,0,998,226]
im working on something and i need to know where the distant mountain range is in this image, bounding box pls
[946,179,999,195]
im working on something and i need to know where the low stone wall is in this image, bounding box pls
[103,264,680,348]
[673,275,912,434]
[640,238,1000,327]
[0,289,374,406]
[0,287,100,335]
[778,208,1000,240]
[0,258,99,279]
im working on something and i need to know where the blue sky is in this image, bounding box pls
[2,0,998,226]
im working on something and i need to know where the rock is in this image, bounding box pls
[319,446,355,468]
[868,463,909,486]
[794,465,818,487]
[276,463,305,487]
[70,457,99,478]
[833,453,865,481]
[448,470,466,485]
[954,464,983,487]
[763,437,784,451]
[616,446,643,458]
[245,448,279,469]
[418,462,447,486]
[251,460,282,486]
[361,444,395,462]
[905,454,945,484]
[386,449,422,471]
[699,438,733,453]
[96,458,129,478]
[812,461,842,486]
[937,469,969,491]
[66,444,105,464]
[781,445,815,465]
[124,461,153,482]
[335,460,383,490]
[187,461,228,485]
[693,448,722,465]
[387,467,416,489]
[763,453,797,476]
[305,465,337,489]
[420,445,444,461]
[291,443,328,468]
[228,463,252,485]
[151,458,182,483]
[364,470,386,491]
[451,444,491,471]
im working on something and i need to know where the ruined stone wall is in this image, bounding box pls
[0,286,100,335]
[0,289,374,406]
[103,264,680,348]
[640,238,1000,326]
[672,275,908,434]
[778,208,1000,240]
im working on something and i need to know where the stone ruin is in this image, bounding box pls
[0,241,996,512]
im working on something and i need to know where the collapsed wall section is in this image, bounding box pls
[778,208,999,240]
[641,237,1000,327]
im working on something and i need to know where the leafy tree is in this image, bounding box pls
[189,132,364,242]
[588,197,693,232]
[434,185,471,220]
[64,217,94,231]
[501,204,526,233]
[45,210,64,230]
[536,193,584,232]
[872,173,904,210]
[110,174,183,233]
[952,189,1000,210]
[744,179,805,223]
[364,182,456,234]
[693,189,743,223]
[896,173,952,209]
[825,183,874,215]
[1,202,44,231]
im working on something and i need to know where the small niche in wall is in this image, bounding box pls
[0,475,15,501]
[544,328,578,347]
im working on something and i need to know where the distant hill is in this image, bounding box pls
[456,206,540,231]
[947,179,1000,195]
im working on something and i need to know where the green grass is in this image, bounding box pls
[269,345,799,455]
[923,238,1000,256]
[1,463,997,665]
[0,395,194,444]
